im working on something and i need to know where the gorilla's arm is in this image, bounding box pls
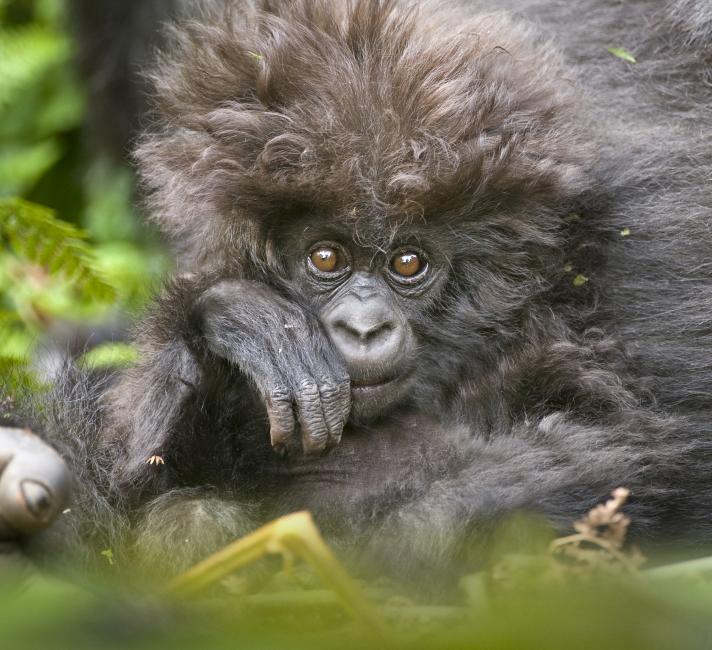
[105,277,349,493]
[365,408,697,581]
[0,274,349,541]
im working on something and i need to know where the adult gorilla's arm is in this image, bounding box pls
[365,409,694,581]
[364,332,711,579]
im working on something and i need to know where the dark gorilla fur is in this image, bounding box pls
[69,0,193,159]
[5,0,712,591]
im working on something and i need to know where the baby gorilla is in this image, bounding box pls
[198,242,424,451]
[2,0,712,587]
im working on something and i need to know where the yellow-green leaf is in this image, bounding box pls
[607,47,636,63]
[80,343,139,370]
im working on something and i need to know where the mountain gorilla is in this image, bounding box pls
[1,0,712,588]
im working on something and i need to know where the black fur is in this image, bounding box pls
[4,0,712,591]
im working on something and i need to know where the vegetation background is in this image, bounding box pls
[0,0,165,390]
[3,1,712,648]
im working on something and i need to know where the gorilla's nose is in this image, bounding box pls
[333,314,394,346]
[324,296,408,375]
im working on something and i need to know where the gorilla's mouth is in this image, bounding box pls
[347,369,415,421]
[350,369,413,398]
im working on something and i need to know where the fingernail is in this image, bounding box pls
[20,480,54,522]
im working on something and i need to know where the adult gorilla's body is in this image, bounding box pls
[2,0,712,587]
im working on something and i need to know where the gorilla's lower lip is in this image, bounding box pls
[350,371,410,396]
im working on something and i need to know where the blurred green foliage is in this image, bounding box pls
[0,0,167,388]
[3,551,712,649]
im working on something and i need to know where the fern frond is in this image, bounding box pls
[0,199,116,302]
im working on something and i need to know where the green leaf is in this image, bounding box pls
[82,162,139,242]
[0,311,35,362]
[607,46,636,64]
[0,198,117,302]
[80,343,139,370]
[0,140,61,196]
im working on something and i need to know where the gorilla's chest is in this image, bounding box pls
[255,414,466,522]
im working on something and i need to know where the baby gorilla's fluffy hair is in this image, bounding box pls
[7,0,712,588]
[135,0,589,268]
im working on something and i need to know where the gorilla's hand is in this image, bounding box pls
[197,280,351,455]
[0,427,71,539]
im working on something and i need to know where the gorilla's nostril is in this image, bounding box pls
[363,321,394,344]
[20,480,54,522]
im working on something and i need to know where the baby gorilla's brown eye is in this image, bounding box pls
[310,247,339,273]
[391,252,422,278]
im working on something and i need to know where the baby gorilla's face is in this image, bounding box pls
[279,221,449,420]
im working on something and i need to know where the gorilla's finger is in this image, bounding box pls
[336,378,352,425]
[266,387,295,455]
[318,380,346,446]
[0,427,71,539]
[294,378,329,455]
[316,353,351,438]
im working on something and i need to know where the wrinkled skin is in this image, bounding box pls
[198,281,352,455]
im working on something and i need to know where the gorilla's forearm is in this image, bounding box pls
[103,276,351,496]
[103,338,202,497]
[364,410,702,580]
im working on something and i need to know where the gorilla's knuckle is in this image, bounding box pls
[296,379,319,398]
[268,406,294,431]
[297,399,323,423]
[318,382,340,400]
[267,387,291,406]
